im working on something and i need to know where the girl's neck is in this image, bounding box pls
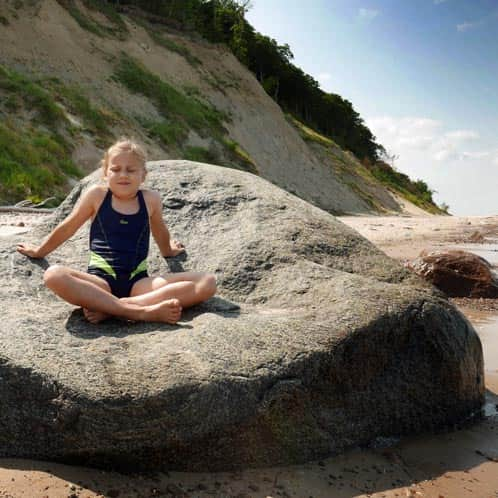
[110,191,140,215]
[110,188,139,201]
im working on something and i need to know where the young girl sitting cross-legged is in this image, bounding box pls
[17,138,217,325]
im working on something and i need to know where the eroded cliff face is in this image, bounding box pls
[0,0,408,214]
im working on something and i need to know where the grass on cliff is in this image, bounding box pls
[114,55,259,173]
[369,162,445,214]
[290,114,445,214]
[0,65,65,127]
[46,78,115,142]
[0,122,81,205]
[55,0,128,39]
[146,28,201,66]
[114,55,227,139]
[0,65,123,204]
[0,65,114,139]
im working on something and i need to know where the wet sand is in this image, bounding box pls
[1,213,498,498]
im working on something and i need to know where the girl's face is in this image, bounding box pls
[105,150,146,198]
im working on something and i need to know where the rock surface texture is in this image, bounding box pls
[0,162,484,471]
[408,250,498,298]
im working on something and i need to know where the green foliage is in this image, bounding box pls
[221,137,258,174]
[114,54,227,138]
[0,65,66,127]
[55,0,105,36]
[0,65,113,140]
[56,0,128,39]
[370,162,444,214]
[0,15,9,25]
[46,79,113,137]
[82,0,128,37]
[144,121,187,146]
[183,145,218,163]
[0,122,82,205]
[147,29,201,66]
[0,65,115,204]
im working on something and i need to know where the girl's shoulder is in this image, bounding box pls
[85,184,107,203]
[80,185,108,218]
[81,184,107,203]
[140,189,161,216]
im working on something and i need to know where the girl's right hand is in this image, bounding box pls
[16,243,42,258]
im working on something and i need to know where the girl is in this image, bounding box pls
[17,139,216,324]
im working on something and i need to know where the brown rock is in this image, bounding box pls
[408,250,498,298]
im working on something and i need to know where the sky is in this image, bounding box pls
[246,0,498,215]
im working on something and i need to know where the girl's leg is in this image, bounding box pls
[43,265,181,324]
[127,272,217,308]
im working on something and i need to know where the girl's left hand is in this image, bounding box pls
[169,239,185,256]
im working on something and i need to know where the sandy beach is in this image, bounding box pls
[1,212,498,498]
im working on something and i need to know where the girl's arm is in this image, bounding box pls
[17,186,100,259]
[148,191,184,257]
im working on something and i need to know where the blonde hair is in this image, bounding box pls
[101,138,147,175]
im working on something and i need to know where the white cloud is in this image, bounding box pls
[457,21,481,32]
[368,115,491,166]
[433,147,489,162]
[366,116,442,153]
[317,73,332,82]
[456,12,497,32]
[398,136,434,149]
[433,148,458,162]
[444,129,480,141]
[365,115,495,214]
[358,8,379,21]
[462,151,489,159]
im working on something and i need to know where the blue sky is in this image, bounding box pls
[246,0,498,215]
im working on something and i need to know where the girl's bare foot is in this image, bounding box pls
[83,308,110,324]
[142,299,182,324]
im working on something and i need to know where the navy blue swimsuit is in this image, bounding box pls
[88,189,150,298]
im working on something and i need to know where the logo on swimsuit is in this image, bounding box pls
[120,219,129,225]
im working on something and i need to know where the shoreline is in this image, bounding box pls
[1,213,498,498]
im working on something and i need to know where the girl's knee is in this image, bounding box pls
[200,273,217,297]
[43,265,67,288]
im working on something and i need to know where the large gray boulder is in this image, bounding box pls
[0,161,484,471]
